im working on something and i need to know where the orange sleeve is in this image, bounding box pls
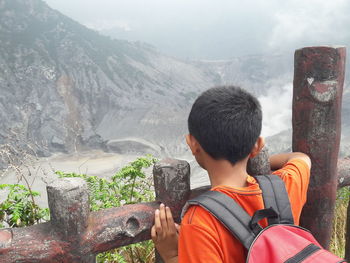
[178,224,224,263]
[178,206,225,263]
[272,159,311,225]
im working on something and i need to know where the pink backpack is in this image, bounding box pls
[185,175,346,263]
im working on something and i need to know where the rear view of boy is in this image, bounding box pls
[152,86,311,263]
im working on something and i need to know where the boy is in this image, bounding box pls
[151,86,311,263]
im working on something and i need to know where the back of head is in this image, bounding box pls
[188,86,262,164]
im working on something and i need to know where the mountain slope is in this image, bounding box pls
[0,0,348,169]
[0,0,218,161]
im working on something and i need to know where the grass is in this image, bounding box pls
[330,186,349,258]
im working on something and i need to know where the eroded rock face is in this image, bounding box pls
[0,0,349,170]
[0,0,218,166]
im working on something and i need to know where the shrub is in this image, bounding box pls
[0,184,49,228]
[57,155,157,263]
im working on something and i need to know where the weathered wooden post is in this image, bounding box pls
[153,158,191,263]
[293,46,346,248]
[47,178,95,262]
[48,178,90,241]
[153,158,191,223]
[247,147,271,175]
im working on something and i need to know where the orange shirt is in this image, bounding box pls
[178,159,310,263]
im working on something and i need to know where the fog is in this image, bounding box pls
[44,0,350,59]
[260,83,293,137]
[43,0,350,138]
[37,0,350,145]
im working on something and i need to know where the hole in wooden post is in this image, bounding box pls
[126,216,140,234]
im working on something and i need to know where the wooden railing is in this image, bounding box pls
[0,46,349,262]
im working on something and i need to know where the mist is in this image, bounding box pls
[44,0,350,59]
[43,0,349,140]
[40,0,350,145]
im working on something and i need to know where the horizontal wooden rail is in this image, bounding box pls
[0,159,189,263]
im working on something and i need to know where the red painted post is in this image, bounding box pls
[292,46,346,248]
[80,202,160,253]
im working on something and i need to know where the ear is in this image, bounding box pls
[249,136,265,158]
[186,134,200,155]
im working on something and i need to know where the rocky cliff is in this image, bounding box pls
[0,0,349,170]
[0,0,220,164]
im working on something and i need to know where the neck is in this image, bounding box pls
[205,158,249,188]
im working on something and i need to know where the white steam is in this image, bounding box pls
[259,83,293,137]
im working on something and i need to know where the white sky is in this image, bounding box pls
[44,0,350,59]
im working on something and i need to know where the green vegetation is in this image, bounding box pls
[57,155,156,263]
[57,155,157,209]
[58,155,157,262]
[0,155,157,262]
[330,186,350,258]
[0,184,49,228]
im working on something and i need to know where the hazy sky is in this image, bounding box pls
[44,0,350,59]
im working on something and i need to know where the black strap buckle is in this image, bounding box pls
[249,207,279,235]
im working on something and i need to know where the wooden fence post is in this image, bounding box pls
[47,177,95,262]
[153,158,191,223]
[293,46,346,248]
[247,147,271,175]
[153,158,191,263]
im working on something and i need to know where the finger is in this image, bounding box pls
[151,225,157,242]
[154,209,162,236]
[159,203,168,232]
[175,223,181,232]
[165,206,176,231]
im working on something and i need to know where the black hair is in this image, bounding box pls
[188,86,262,164]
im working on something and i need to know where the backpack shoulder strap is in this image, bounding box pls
[182,191,260,250]
[254,174,294,225]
